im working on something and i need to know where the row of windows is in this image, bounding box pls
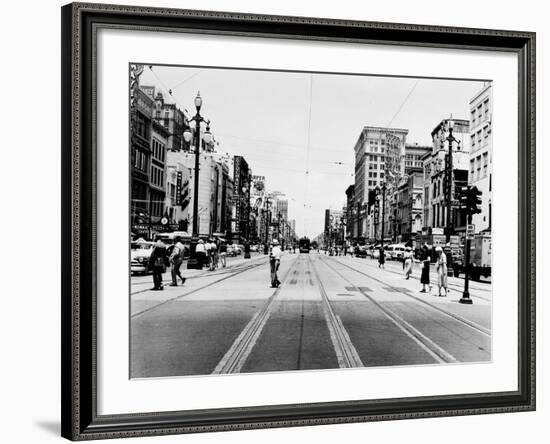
[369,139,386,145]
[368,172,385,179]
[470,152,489,181]
[470,97,490,127]
[405,161,423,167]
[133,150,148,172]
[470,124,491,149]
[152,137,166,162]
[151,165,165,188]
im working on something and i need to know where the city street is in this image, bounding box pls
[130,251,491,378]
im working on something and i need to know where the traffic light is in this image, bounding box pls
[458,186,482,215]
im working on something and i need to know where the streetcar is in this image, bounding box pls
[298,237,311,253]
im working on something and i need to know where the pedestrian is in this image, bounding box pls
[420,244,431,293]
[209,239,218,271]
[219,241,227,267]
[148,235,168,291]
[204,239,212,270]
[195,239,206,269]
[169,237,186,286]
[269,239,282,288]
[403,247,413,279]
[378,246,385,268]
[435,246,448,297]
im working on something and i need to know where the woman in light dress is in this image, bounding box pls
[403,247,413,279]
[435,246,448,297]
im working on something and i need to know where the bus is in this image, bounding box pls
[298,237,311,253]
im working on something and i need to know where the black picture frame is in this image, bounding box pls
[61,2,536,440]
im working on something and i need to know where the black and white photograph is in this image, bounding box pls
[129,65,493,378]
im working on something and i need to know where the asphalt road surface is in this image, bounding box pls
[130,251,491,378]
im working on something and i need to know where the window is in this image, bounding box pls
[483,125,489,145]
[470,159,475,181]
[476,155,482,180]
[471,134,476,149]
[477,130,482,145]
[484,98,490,120]
[471,109,476,126]
[483,152,488,178]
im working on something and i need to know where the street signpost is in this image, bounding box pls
[466,224,475,240]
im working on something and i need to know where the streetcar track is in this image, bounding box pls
[309,256,364,368]
[325,256,491,337]
[318,256,459,364]
[131,258,270,319]
[212,256,301,374]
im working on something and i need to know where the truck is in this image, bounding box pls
[454,232,492,281]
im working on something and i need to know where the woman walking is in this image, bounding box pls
[378,246,385,269]
[219,241,227,267]
[403,247,413,279]
[420,244,431,293]
[435,246,448,297]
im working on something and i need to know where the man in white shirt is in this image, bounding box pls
[269,239,282,288]
[195,239,206,269]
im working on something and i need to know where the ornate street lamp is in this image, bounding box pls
[183,91,212,269]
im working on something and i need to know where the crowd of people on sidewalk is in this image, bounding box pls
[146,236,238,291]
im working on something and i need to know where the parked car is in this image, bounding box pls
[250,244,259,252]
[355,245,368,258]
[130,240,155,274]
[387,244,406,261]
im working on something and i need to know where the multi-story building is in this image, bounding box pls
[131,87,154,236]
[393,168,424,242]
[232,156,251,242]
[324,209,344,248]
[141,86,187,152]
[149,120,170,224]
[404,143,431,174]
[166,151,226,237]
[423,118,470,235]
[345,185,355,240]
[353,126,408,238]
[469,83,493,233]
[164,162,192,232]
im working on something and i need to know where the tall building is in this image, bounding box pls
[233,156,251,242]
[423,118,470,234]
[131,86,153,235]
[469,83,493,233]
[149,120,170,223]
[353,126,408,238]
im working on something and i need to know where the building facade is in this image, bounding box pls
[149,120,170,224]
[353,126,408,239]
[232,156,251,242]
[469,83,493,233]
[423,118,470,235]
[131,87,154,236]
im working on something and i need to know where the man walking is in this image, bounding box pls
[148,235,168,291]
[269,239,282,288]
[169,236,186,286]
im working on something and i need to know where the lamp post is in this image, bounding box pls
[183,92,212,269]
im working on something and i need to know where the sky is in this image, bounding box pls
[138,65,485,238]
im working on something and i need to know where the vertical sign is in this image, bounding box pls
[176,171,182,206]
